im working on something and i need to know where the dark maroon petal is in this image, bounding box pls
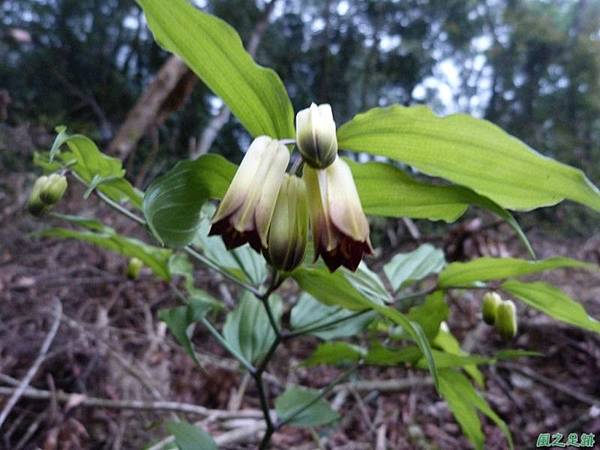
[210,217,261,251]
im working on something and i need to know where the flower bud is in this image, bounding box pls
[265,175,308,272]
[495,300,518,340]
[210,136,290,252]
[482,292,502,325]
[27,176,49,217]
[296,103,338,169]
[39,174,68,205]
[127,257,144,279]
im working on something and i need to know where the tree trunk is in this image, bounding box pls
[107,56,195,160]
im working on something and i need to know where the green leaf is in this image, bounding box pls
[158,298,212,365]
[292,267,372,310]
[168,254,223,308]
[290,293,375,340]
[348,158,534,256]
[138,0,294,139]
[502,280,600,334]
[365,342,422,366]
[342,262,391,304]
[368,303,439,389]
[434,329,484,387]
[37,221,172,280]
[144,155,236,248]
[49,125,69,161]
[47,129,142,208]
[439,370,485,450]
[223,292,282,364]
[384,244,446,292]
[275,386,339,427]
[366,343,492,369]
[304,342,366,366]
[440,256,597,287]
[439,369,513,450]
[406,291,448,339]
[193,204,268,287]
[165,421,217,450]
[293,266,439,389]
[337,105,600,212]
[348,159,469,222]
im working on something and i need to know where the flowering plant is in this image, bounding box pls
[29,0,600,448]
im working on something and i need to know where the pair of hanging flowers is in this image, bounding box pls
[209,103,372,272]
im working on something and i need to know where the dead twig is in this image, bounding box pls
[334,377,433,393]
[146,421,266,450]
[0,299,62,429]
[0,383,265,420]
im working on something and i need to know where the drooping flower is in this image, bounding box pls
[39,173,68,205]
[303,156,372,271]
[496,299,518,340]
[265,174,308,272]
[27,175,50,216]
[27,173,68,216]
[296,103,338,169]
[482,292,502,325]
[209,136,289,251]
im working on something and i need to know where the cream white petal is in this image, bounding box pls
[325,157,369,241]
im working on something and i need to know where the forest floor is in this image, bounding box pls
[1,173,600,450]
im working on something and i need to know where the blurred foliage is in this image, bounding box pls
[1,0,599,233]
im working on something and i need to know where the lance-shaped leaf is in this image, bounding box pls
[439,256,597,287]
[37,215,171,280]
[275,386,339,427]
[293,265,439,389]
[138,0,295,139]
[165,421,217,450]
[290,293,375,340]
[223,292,282,364]
[439,369,513,450]
[338,105,600,212]
[348,159,534,256]
[384,244,446,292]
[45,129,142,208]
[502,280,600,334]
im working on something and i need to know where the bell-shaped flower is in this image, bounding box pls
[210,136,289,251]
[303,156,372,271]
[265,174,308,272]
[296,103,338,169]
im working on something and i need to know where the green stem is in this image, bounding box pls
[184,246,261,296]
[71,171,262,296]
[72,172,146,226]
[199,316,256,373]
[253,270,286,449]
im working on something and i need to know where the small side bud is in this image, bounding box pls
[482,292,502,325]
[495,300,518,340]
[27,176,49,216]
[127,257,144,279]
[265,175,308,272]
[39,173,68,205]
[296,103,338,169]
